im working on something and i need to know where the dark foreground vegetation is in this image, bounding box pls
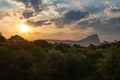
[0,33,120,80]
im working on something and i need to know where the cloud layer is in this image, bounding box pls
[0,0,120,41]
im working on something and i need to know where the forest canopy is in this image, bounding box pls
[0,33,120,80]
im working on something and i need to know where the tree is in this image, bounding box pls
[66,52,92,80]
[29,49,67,80]
[0,33,6,42]
[34,40,52,48]
[9,35,24,41]
[97,47,120,80]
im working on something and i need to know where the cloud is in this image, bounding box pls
[0,11,10,19]
[0,0,23,20]
[64,10,89,21]
[76,16,120,40]
[110,8,120,13]
[104,7,120,16]
[10,0,60,26]
[12,0,42,12]
[11,0,43,19]
[53,10,89,28]
[0,0,120,41]
[105,17,120,25]
[22,10,34,19]
[26,20,49,27]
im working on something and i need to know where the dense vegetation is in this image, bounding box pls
[0,33,120,80]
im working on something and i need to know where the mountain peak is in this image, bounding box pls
[85,34,100,42]
[47,34,100,46]
[78,34,100,46]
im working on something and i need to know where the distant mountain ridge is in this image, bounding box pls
[47,34,101,46]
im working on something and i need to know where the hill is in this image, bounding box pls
[47,34,100,46]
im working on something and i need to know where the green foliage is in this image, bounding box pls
[97,47,120,80]
[0,34,120,80]
[34,40,53,48]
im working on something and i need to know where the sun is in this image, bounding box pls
[19,24,30,33]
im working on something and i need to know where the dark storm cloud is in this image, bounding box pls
[64,10,89,21]
[11,0,43,19]
[79,17,120,29]
[43,23,52,25]
[85,4,106,14]
[30,0,42,12]
[78,18,101,29]
[12,0,42,12]
[110,8,120,13]
[77,16,120,36]
[54,10,89,28]
[23,11,34,19]
[26,20,48,27]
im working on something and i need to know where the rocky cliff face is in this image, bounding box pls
[47,34,101,46]
[76,34,100,46]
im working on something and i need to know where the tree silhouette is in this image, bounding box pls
[0,33,6,42]
[9,35,24,41]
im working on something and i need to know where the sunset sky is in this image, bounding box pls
[0,0,120,41]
